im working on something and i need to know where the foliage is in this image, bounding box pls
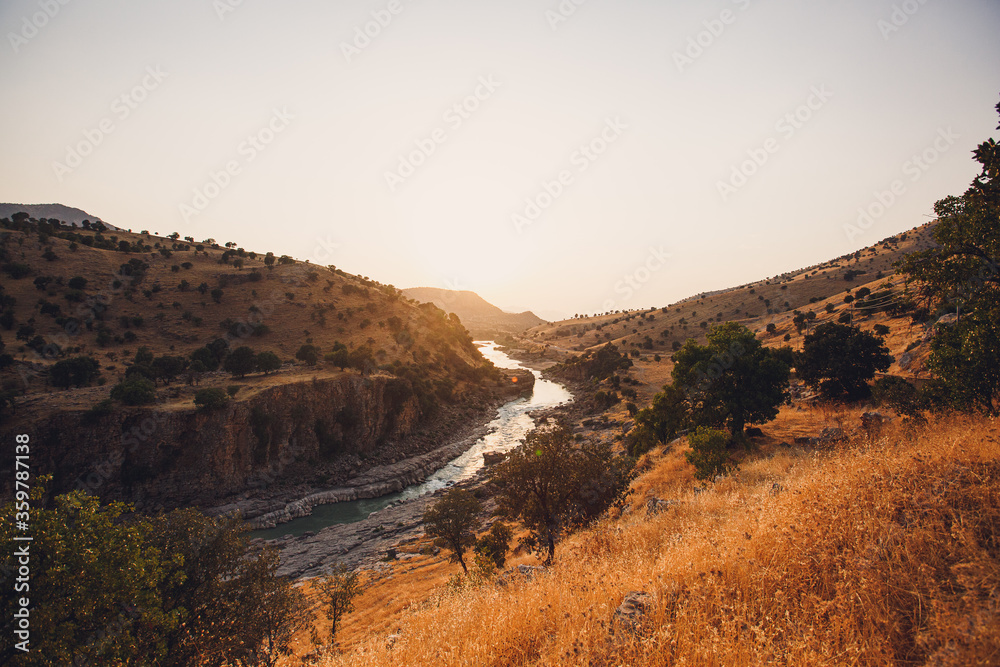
[492,424,635,564]
[685,427,735,481]
[896,95,1000,414]
[316,564,363,643]
[50,355,100,388]
[796,322,893,400]
[556,343,632,381]
[423,489,482,573]
[110,375,157,405]
[224,345,257,378]
[474,522,513,569]
[671,322,790,438]
[256,350,281,374]
[194,387,229,410]
[295,343,321,366]
[630,384,687,456]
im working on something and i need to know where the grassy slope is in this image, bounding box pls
[303,411,998,667]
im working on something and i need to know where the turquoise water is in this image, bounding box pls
[250,342,571,539]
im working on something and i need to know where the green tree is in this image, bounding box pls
[224,345,257,378]
[110,375,157,405]
[796,322,893,400]
[50,355,100,388]
[685,427,734,481]
[474,522,513,569]
[422,489,482,573]
[256,350,281,374]
[316,564,363,643]
[492,424,634,564]
[325,348,350,370]
[896,96,1000,414]
[629,383,687,456]
[194,387,229,410]
[295,343,321,366]
[671,322,790,439]
[0,484,175,665]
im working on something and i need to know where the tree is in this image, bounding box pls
[325,348,350,370]
[685,427,734,481]
[796,322,893,400]
[194,387,229,410]
[50,355,100,388]
[256,350,281,374]
[671,322,790,439]
[225,346,257,378]
[422,489,482,573]
[316,565,363,643]
[0,484,174,664]
[492,424,634,564]
[151,355,188,384]
[629,383,686,456]
[474,522,513,569]
[896,95,1000,414]
[295,343,321,366]
[110,375,157,405]
[211,288,224,304]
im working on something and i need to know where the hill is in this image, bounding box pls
[0,203,120,229]
[0,213,524,511]
[402,287,546,339]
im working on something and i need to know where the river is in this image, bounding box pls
[250,342,571,539]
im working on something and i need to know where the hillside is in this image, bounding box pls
[0,203,118,229]
[0,212,522,510]
[402,287,546,339]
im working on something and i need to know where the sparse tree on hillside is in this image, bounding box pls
[896,96,1000,414]
[796,322,893,400]
[492,424,634,564]
[225,346,257,378]
[295,343,321,366]
[256,351,281,375]
[317,564,363,644]
[423,489,482,573]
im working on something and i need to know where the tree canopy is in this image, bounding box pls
[796,322,893,400]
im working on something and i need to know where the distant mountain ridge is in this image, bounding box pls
[0,203,120,230]
[402,287,546,337]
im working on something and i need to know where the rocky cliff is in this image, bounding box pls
[3,371,516,512]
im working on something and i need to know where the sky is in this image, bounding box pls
[1,0,997,321]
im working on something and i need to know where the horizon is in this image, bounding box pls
[2,0,998,320]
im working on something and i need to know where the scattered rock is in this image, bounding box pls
[385,548,397,561]
[482,452,507,466]
[645,498,672,516]
[819,427,845,443]
[614,591,655,634]
[794,436,818,445]
[861,411,892,432]
[497,564,547,587]
[771,483,784,494]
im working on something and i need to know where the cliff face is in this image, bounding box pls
[19,373,423,511]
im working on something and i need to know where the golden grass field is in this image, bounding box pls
[280,408,999,666]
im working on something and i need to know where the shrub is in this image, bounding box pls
[110,376,157,405]
[50,355,100,388]
[194,387,229,410]
[474,522,512,569]
[685,427,734,481]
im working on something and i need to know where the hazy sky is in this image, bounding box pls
[1,0,997,320]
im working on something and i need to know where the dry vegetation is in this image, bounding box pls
[300,411,998,666]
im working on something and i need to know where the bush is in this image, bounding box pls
[50,355,100,388]
[224,346,257,378]
[194,387,229,410]
[474,522,513,569]
[295,344,321,366]
[110,376,157,405]
[256,350,281,374]
[685,427,734,481]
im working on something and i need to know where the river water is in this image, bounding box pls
[250,342,571,539]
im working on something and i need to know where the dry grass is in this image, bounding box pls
[308,414,999,666]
